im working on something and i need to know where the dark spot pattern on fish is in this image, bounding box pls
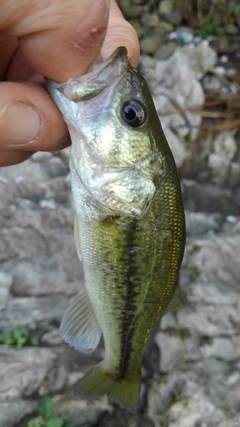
[118,218,139,379]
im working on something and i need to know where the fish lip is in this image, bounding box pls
[45,46,129,90]
[94,46,129,72]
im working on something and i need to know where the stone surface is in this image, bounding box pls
[208,132,237,185]
[185,211,222,236]
[158,0,173,16]
[140,13,159,28]
[224,23,239,36]
[146,226,240,426]
[140,35,160,55]
[155,43,176,60]
[140,48,206,167]
[180,42,217,80]
[51,394,113,425]
[0,347,58,400]
[0,400,38,427]
[0,272,13,303]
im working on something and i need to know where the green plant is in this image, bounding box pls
[198,17,224,38]
[42,321,52,332]
[120,1,132,19]
[0,326,39,349]
[28,396,75,427]
[234,4,240,17]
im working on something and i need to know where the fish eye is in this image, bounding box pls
[120,100,146,128]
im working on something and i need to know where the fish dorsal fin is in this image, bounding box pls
[74,216,82,261]
[164,286,183,314]
[60,289,102,353]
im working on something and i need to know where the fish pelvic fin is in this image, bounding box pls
[60,289,102,353]
[74,364,141,413]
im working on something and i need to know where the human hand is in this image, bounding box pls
[0,0,139,167]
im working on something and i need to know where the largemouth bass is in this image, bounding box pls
[46,47,185,412]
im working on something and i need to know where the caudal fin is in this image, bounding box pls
[74,365,140,413]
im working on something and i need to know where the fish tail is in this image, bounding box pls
[74,365,140,412]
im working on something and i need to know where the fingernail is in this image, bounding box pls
[0,101,42,146]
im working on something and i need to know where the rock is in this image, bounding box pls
[125,4,149,18]
[208,132,237,185]
[0,159,49,183]
[165,10,183,26]
[185,211,222,236]
[179,42,217,80]
[0,400,38,427]
[167,393,225,427]
[210,337,235,361]
[156,332,186,371]
[51,394,112,426]
[182,179,239,215]
[31,152,52,163]
[0,199,82,299]
[224,23,239,35]
[42,156,69,178]
[0,272,13,303]
[11,178,46,202]
[155,43,176,60]
[158,0,173,16]
[141,13,159,28]
[140,35,160,55]
[158,21,174,33]
[202,74,223,90]
[176,26,194,39]
[184,235,240,292]
[39,363,68,395]
[229,162,240,187]
[160,312,178,331]
[0,296,68,331]
[0,346,57,400]
[41,327,63,346]
[140,48,205,166]
[162,127,190,168]
[41,176,71,204]
[147,375,185,421]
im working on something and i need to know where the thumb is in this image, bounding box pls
[1,0,109,81]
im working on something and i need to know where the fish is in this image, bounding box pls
[46,46,185,412]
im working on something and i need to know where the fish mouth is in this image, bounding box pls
[45,46,130,95]
[91,46,129,74]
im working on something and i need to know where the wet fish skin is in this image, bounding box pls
[46,47,185,412]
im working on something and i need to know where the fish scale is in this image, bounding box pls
[46,46,185,412]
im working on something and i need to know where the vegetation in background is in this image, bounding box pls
[0,326,39,349]
[0,322,53,349]
[27,396,75,427]
[198,16,224,38]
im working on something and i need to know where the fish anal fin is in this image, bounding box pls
[74,365,140,413]
[60,289,102,353]
[164,286,183,314]
[74,216,82,261]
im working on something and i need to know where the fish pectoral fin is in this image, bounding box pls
[74,364,140,413]
[164,286,183,314]
[60,289,102,353]
[74,216,82,261]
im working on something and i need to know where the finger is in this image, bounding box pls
[0,149,33,167]
[6,48,35,82]
[0,0,139,82]
[0,34,18,79]
[0,0,109,82]
[102,0,140,67]
[0,81,70,165]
